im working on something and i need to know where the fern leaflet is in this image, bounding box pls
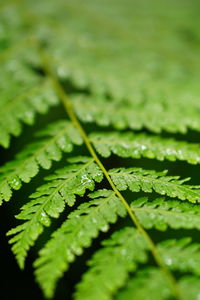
[74,227,148,300]
[116,268,171,300]
[0,120,82,203]
[158,238,200,276]
[34,190,126,298]
[117,270,200,300]
[131,197,200,230]
[7,156,103,268]
[72,95,200,134]
[91,132,200,164]
[109,167,200,203]
[0,73,59,148]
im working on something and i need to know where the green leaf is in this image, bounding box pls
[73,95,200,134]
[158,238,200,276]
[109,167,200,203]
[116,268,171,300]
[131,197,200,230]
[34,190,126,298]
[117,270,200,300]
[74,227,148,300]
[7,157,102,268]
[0,77,59,148]
[0,120,82,204]
[179,277,200,300]
[91,132,200,164]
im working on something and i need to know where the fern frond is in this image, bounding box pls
[72,95,200,134]
[34,190,126,298]
[74,227,148,300]
[7,156,102,268]
[0,120,82,203]
[2,1,200,299]
[131,197,200,231]
[109,168,200,203]
[0,77,59,148]
[91,132,200,164]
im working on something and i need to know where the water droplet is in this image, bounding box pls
[92,217,97,224]
[40,211,50,226]
[72,245,83,255]
[101,224,109,232]
[122,143,131,149]
[9,177,21,190]
[78,230,84,237]
[165,257,173,266]
[121,248,127,256]
[141,145,147,150]
[81,174,92,185]
[66,249,74,262]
